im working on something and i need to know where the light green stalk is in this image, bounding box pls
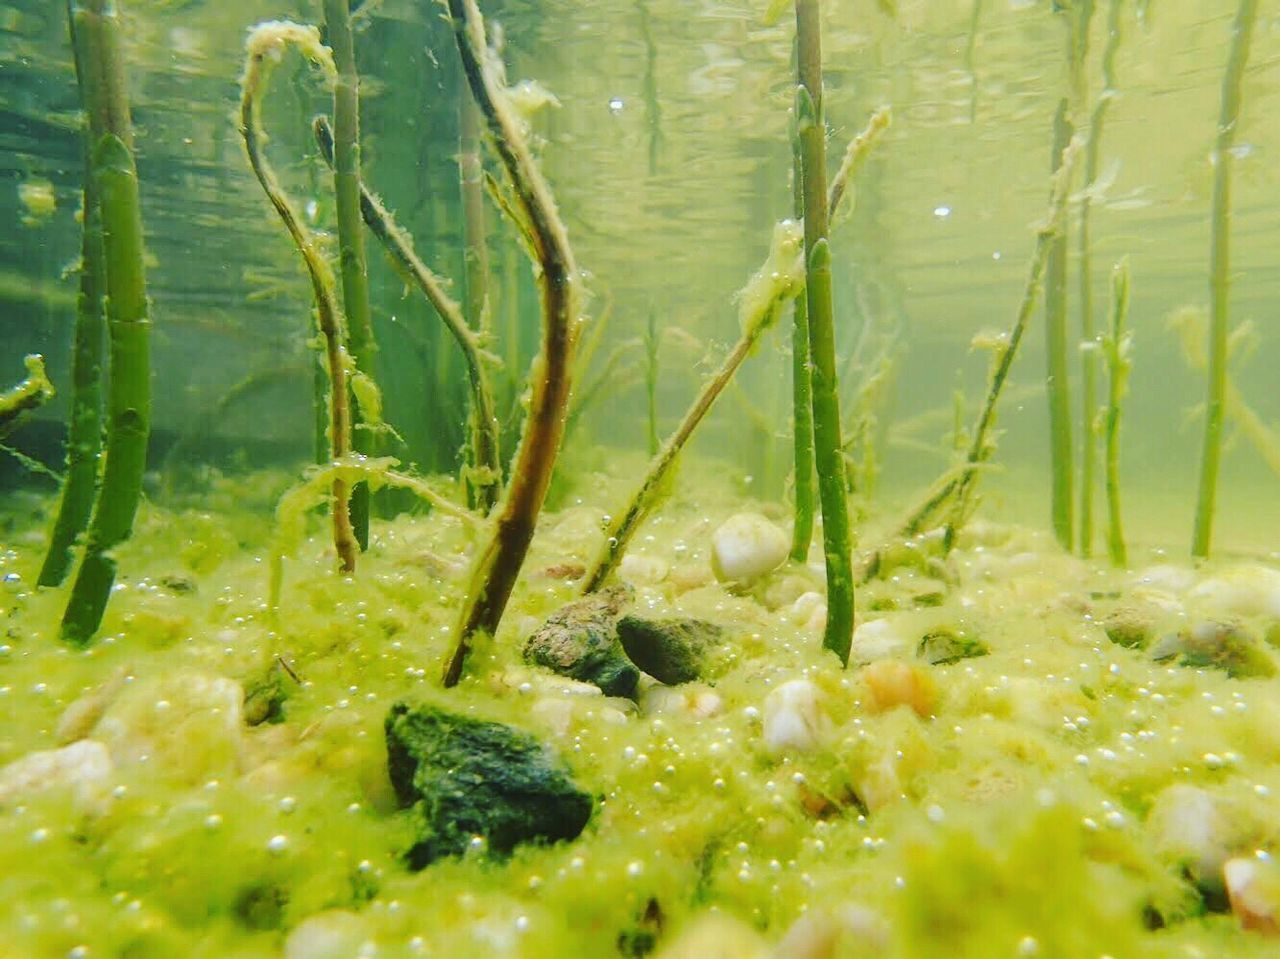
[583,222,805,593]
[1102,258,1131,568]
[239,22,357,573]
[313,116,501,512]
[795,0,854,667]
[1044,97,1075,553]
[60,0,152,646]
[38,3,107,588]
[442,0,581,688]
[1192,0,1259,559]
[323,0,376,548]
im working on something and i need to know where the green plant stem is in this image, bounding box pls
[442,0,580,688]
[1045,97,1075,552]
[240,22,357,573]
[39,4,107,588]
[645,309,660,455]
[323,0,376,549]
[1103,258,1130,568]
[60,0,151,646]
[314,116,501,512]
[582,227,801,593]
[0,355,55,438]
[796,0,854,668]
[896,138,1079,545]
[1192,0,1259,559]
[789,108,815,563]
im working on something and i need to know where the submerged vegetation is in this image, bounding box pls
[1,0,1278,956]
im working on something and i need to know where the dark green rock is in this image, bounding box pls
[1149,621,1276,679]
[385,701,593,870]
[523,584,639,697]
[616,615,722,685]
[242,669,289,726]
[1103,607,1156,650]
[917,627,988,666]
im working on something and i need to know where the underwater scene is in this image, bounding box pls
[2,0,1280,955]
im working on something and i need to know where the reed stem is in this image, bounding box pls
[582,222,804,593]
[240,22,357,574]
[1044,97,1075,553]
[59,0,152,646]
[314,116,501,511]
[442,0,581,688]
[788,107,815,563]
[795,0,854,667]
[38,2,107,588]
[323,0,376,548]
[1192,0,1259,559]
[1103,258,1130,568]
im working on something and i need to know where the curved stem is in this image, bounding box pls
[239,22,356,573]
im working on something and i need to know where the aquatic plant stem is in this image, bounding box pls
[59,0,152,646]
[1044,98,1075,552]
[583,224,804,593]
[39,2,107,588]
[1192,0,1259,560]
[896,137,1080,545]
[314,116,501,510]
[323,0,376,549]
[240,23,357,574]
[796,0,854,668]
[1103,258,1130,568]
[645,309,660,456]
[788,109,815,563]
[442,0,581,688]
[0,355,54,437]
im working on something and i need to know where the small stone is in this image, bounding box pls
[523,585,639,697]
[618,554,670,585]
[652,914,770,959]
[0,740,112,812]
[710,513,789,586]
[861,660,937,718]
[284,910,370,959]
[1224,857,1280,936]
[762,679,829,757]
[1149,621,1276,678]
[55,667,128,744]
[616,615,722,685]
[1103,606,1157,649]
[385,701,592,870]
[243,667,290,727]
[917,627,988,665]
[851,619,909,663]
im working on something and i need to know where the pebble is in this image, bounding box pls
[618,553,670,585]
[851,619,909,662]
[762,679,829,757]
[710,513,789,586]
[284,910,370,959]
[652,914,771,959]
[0,739,113,812]
[1224,856,1280,936]
[860,660,937,718]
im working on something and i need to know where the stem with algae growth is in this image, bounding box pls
[0,355,54,437]
[323,0,377,549]
[1044,98,1075,552]
[442,0,580,688]
[240,22,357,574]
[1192,0,1259,560]
[39,2,107,588]
[313,116,501,510]
[894,137,1080,546]
[788,112,816,563]
[1102,258,1131,568]
[582,221,805,593]
[795,0,854,667]
[59,0,152,646]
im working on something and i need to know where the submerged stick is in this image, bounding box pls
[240,22,357,573]
[324,0,378,549]
[1077,0,1115,558]
[1192,0,1259,559]
[582,222,805,593]
[60,0,152,646]
[314,116,501,509]
[442,0,581,687]
[39,2,107,588]
[1102,258,1131,568]
[895,137,1080,545]
[796,0,855,667]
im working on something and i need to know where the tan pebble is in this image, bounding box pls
[669,562,712,592]
[861,660,936,718]
[619,553,670,585]
[653,915,770,959]
[1224,856,1280,936]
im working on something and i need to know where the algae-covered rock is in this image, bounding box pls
[917,627,988,666]
[243,667,290,727]
[385,701,593,870]
[1149,621,1276,678]
[523,585,639,697]
[617,615,723,685]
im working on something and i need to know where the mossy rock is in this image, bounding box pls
[1149,622,1276,679]
[917,627,988,666]
[617,615,722,685]
[385,701,593,870]
[523,585,639,697]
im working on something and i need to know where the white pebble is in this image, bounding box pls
[710,513,789,586]
[762,679,828,757]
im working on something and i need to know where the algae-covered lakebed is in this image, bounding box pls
[3,0,1280,956]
